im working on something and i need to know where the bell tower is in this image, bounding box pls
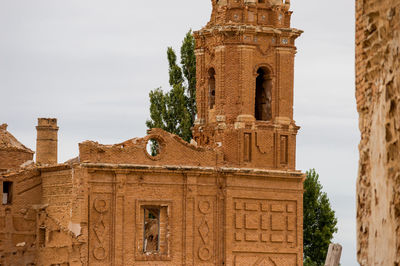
[193,0,302,170]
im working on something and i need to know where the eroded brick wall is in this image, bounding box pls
[82,164,304,265]
[356,0,400,264]
[0,169,41,265]
[193,0,301,170]
[36,118,58,165]
[0,150,33,172]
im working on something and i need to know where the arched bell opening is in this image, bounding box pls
[255,67,272,121]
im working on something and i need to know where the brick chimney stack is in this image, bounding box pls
[36,118,59,165]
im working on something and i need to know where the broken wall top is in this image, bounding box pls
[79,128,220,167]
[0,124,34,153]
[203,0,294,31]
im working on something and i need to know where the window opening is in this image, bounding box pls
[39,227,46,248]
[255,68,272,121]
[146,138,161,157]
[2,181,12,205]
[208,68,216,109]
[143,207,160,253]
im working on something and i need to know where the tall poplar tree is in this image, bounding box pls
[146,30,196,142]
[303,169,338,265]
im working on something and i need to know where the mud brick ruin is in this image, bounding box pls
[356,0,400,265]
[0,0,305,265]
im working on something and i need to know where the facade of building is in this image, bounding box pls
[0,0,304,265]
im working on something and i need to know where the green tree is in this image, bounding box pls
[146,30,196,142]
[303,169,338,265]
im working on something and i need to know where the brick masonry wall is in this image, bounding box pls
[0,150,33,171]
[193,0,301,171]
[83,164,304,265]
[356,0,400,264]
[0,169,41,265]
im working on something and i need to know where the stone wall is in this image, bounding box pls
[81,162,304,265]
[356,0,400,264]
[0,150,33,172]
[0,169,41,265]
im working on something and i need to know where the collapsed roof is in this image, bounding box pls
[0,123,34,153]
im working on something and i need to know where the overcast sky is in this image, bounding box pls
[0,0,357,264]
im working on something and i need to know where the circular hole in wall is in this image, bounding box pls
[146,138,161,157]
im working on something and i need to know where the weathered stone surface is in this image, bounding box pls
[324,243,342,266]
[356,0,400,265]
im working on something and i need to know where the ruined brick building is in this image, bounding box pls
[356,0,400,265]
[0,0,305,265]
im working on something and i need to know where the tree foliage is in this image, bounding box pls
[146,30,196,142]
[303,169,338,265]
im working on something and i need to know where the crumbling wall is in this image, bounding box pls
[36,208,85,266]
[37,165,88,266]
[0,165,86,266]
[79,128,219,167]
[0,124,34,172]
[356,0,400,264]
[0,150,33,172]
[40,167,74,229]
[0,169,41,265]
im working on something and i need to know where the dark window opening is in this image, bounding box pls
[255,68,272,121]
[39,227,46,248]
[143,207,160,253]
[2,181,12,205]
[208,68,216,109]
[258,0,265,3]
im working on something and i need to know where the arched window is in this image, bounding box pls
[208,68,216,109]
[255,68,272,121]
